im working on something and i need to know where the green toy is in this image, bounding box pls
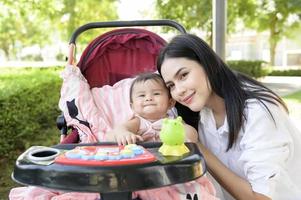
[159,116,190,156]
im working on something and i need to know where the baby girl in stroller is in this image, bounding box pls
[9,21,219,200]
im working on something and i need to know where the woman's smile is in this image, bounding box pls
[181,91,195,105]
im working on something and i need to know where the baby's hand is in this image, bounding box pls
[115,131,144,146]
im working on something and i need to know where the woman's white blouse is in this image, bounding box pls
[198,99,301,200]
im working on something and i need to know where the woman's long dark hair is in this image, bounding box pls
[157,34,288,150]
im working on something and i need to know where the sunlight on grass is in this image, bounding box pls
[283,90,301,103]
[283,90,301,129]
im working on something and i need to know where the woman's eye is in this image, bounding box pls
[180,72,188,80]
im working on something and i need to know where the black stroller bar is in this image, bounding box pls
[69,19,187,44]
[67,19,186,65]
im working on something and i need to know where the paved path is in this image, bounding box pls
[260,76,301,97]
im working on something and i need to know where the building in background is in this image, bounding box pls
[226,31,301,69]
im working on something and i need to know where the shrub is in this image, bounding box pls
[21,54,43,61]
[0,67,63,159]
[268,69,301,76]
[56,52,66,61]
[227,60,270,78]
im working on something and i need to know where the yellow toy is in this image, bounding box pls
[159,116,190,156]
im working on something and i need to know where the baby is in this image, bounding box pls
[106,72,198,145]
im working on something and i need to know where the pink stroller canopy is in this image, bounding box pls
[77,28,167,88]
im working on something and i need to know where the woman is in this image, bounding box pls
[157,34,301,200]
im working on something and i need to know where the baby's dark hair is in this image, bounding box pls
[129,72,170,102]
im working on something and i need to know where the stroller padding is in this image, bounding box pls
[77,28,166,88]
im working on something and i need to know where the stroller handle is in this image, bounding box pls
[69,19,186,44]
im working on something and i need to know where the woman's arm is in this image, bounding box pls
[197,143,271,200]
[106,117,143,145]
[184,124,199,143]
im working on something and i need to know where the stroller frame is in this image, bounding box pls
[67,20,186,65]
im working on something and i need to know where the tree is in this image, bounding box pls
[155,0,212,44]
[155,0,250,46]
[0,0,118,60]
[55,0,119,50]
[242,0,301,65]
[0,0,57,59]
[155,0,301,65]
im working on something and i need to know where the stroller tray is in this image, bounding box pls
[12,142,205,198]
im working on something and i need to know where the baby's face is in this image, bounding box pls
[131,80,173,121]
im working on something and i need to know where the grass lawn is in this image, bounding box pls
[283,89,301,102]
[283,90,301,126]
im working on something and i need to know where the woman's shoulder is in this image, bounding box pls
[241,98,298,140]
[245,98,286,117]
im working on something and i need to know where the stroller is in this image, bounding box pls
[57,20,189,144]
[11,20,216,200]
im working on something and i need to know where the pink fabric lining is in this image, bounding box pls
[91,77,134,134]
[9,176,219,200]
[58,65,129,143]
[9,186,99,200]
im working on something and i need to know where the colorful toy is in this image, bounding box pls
[159,116,190,156]
[13,143,205,200]
[55,144,156,166]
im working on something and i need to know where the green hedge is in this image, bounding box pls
[227,60,270,78]
[268,69,301,76]
[0,67,63,159]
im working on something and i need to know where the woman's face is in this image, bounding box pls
[160,57,212,112]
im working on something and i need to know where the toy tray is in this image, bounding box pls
[12,142,206,194]
[55,145,156,166]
